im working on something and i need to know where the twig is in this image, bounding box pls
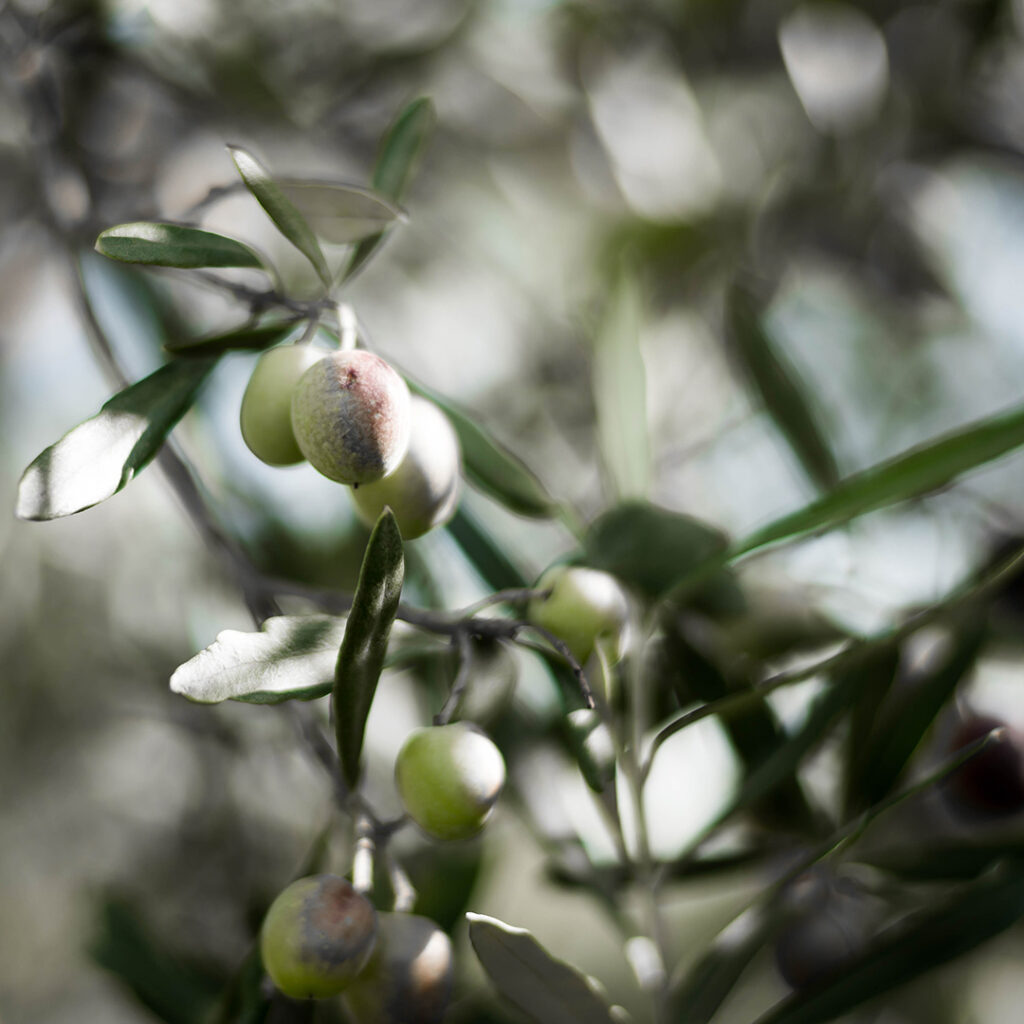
[434,629,473,726]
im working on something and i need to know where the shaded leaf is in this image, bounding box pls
[334,509,405,788]
[857,615,986,806]
[165,320,302,357]
[754,866,1024,1024]
[170,616,346,704]
[593,267,650,499]
[16,357,215,520]
[863,839,1024,881]
[228,145,331,287]
[725,279,839,491]
[735,400,1024,557]
[446,505,529,591]
[90,897,221,1024]
[669,906,776,1024]
[95,222,265,270]
[467,913,620,1024]
[409,378,558,518]
[278,181,404,245]
[347,97,436,279]
[585,502,729,599]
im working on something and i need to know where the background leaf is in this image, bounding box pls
[228,145,331,287]
[409,378,558,518]
[164,320,302,357]
[593,267,650,499]
[334,509,405,788]
[754,866,1024,1024]
[96,222,265,270]
[169,616,347,704]
[466,913,620,1024]
[445,506,530,591]
[585,502,729,599]
[725,278,840,492]
[346,97,436,279]
[16,357,216,520]
[278,181,404,244]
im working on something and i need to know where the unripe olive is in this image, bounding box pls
[341,912,454,1024]
[240,345,326,466]
[259,874,377,999]
[395,723,506,841]
[942,714,1024,817]
[349,396,461,539]
[290,350,412,485]
[774,908,865,992]
[528,566,629,664]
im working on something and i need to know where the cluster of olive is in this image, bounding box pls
[240,344,460,539]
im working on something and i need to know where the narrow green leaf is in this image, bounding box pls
[864,839,1024,881]
[96,222,264,270]
[169,616,347,704]
[278,181,404,245]
[735,400,1024,558]
[669,906,776,1024]
[725,279,839,491]
[446,505,529,591]
[843,641,901,814]
[346,97,436,279]
[857,615,986,806]
[164,320,303,357]
[334,509,405,788]
[409,378,558,518]
[466,913,620,1024]
[585,502,729,599]
[16,357,215,520]
[228,145,331,287]
[754,866,1024,1024]
[593,268,650,499]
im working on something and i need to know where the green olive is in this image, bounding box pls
[240,345,326,466]
[349,396,461,539]
[342,912,454,1024]
[290,350,411,484]
[527,565,629,663]
[394,723,506,841]
[259,874,377,999]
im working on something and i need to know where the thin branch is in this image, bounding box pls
[434,629,473,726]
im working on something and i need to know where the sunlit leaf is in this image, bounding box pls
[346,97,436,279]
[409,378,558,518]
[334,509,405,787]
[96,222,265,270]
[725,279,839,491]
[467,913,620,1024]
[754,866,1024,1024]
[593,267,650,499]
[228,145,331,287]
[16,357,215,521]
[165,320,303,357]
[278,181,404,245]
[169,616,346,704]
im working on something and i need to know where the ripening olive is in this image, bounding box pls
[259,874,377,999]
[341,912,454,1024]
[240,345,326,466]
[527,565,629,664]
[394,723,506,841]
[290,349,411,485]
[942,713,1024,817]
[349,396,461,539]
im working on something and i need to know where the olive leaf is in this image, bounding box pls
[466,913,622,1024]
[16,356,216,521]
[334,509,405,788]
[164,320,303,357]
[169,616,347,704]
[277,181,405,245]
[228,145,332,288]
[95,222,266,270]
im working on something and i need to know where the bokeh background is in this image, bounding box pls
[7,0,1024,1021]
